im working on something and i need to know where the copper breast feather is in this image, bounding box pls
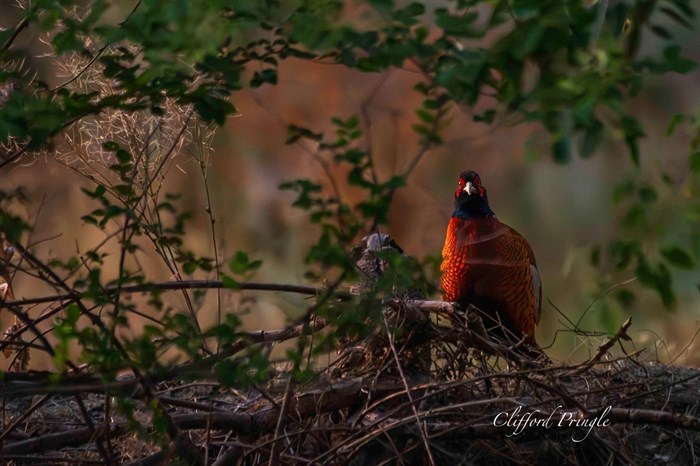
[441,196,541,345]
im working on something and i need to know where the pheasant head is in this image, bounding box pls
[453,170,495,219]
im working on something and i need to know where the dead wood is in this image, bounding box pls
[1,299,700,465]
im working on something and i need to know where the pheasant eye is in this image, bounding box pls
[455,179,465,198]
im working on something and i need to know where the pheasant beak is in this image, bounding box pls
[464,181,478,196]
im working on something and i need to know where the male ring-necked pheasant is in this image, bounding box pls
[441,170,542,354]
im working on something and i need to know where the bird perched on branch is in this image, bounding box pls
[350,233,405,295]
[440,170,543,355]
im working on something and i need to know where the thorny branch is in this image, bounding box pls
[570,317,633,376]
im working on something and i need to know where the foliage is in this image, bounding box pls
[0,0,699,461]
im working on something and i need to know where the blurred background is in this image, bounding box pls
[1,1,699,367]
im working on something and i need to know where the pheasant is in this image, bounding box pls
[440,170,543,355]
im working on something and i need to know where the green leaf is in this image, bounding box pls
[368,0,394,8]
[552,136,571,164]
[116,149,132,164]
[623,204,645,228]
[393,2,426,25]
[661,246,695,269]
[579,123,602,158]
[473,109,496,123]
[690,151,700,173]
[665,114,686,136]
[608,239,641,270]
[94,24,126,43]
[638,185,657,203]
[435,9,480,37]
[596,300,619,334]
[615,289,636,308]
[620,116,644,166]
[52,28,84,54]
[221,274,241,289]
[81,215,98,225]
[663,45,698,74]
[636,259,675,309]
[193,93,236,125]
[228,251,262,275]
[650,24,672,40]
[659,6,694,29]
[668,0,695,18]
[53,303,81,370]
[415,108,436,123]
[250,69,278,88]
[285,125,323,144]
[612,179,635,203]
[80,184,107,199]
[0,28,15,47]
